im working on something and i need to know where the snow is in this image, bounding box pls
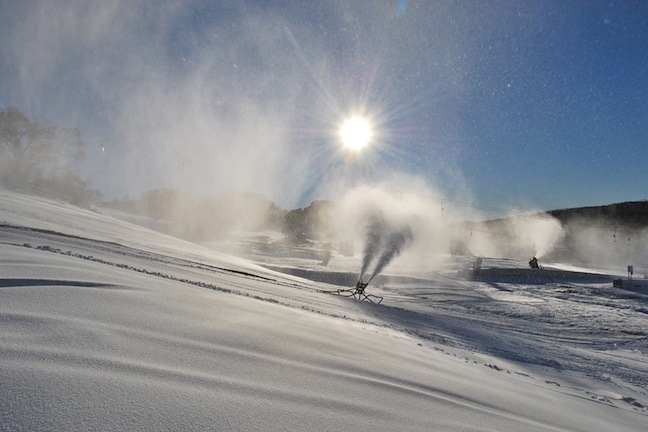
[1,188,646,431]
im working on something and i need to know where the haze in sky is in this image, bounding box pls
[1,0,647,211]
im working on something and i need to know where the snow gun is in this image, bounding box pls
[335,278,383,304]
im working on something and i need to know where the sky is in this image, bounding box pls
[1,0,647,212]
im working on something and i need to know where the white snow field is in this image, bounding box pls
[1,189,647,431]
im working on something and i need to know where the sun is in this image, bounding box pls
[339,116,373,152]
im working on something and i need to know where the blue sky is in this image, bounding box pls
[1,0,647,212]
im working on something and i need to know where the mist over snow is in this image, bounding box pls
[328,181,645,276]
[0,1,359,207]
[514,216,566,259]
[332,180,451,274]
[0,0,486,210]
[329,179,573,276]
[461,213,566,262]
[3,1,648,215]
[555,219,648,270]
[1,187,647,431]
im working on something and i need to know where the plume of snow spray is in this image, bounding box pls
[357,207,415,284]
[359,212,387,280]
[367,226,413,283]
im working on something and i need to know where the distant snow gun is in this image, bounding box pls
[335,278,383,304]
[529,256,540,269]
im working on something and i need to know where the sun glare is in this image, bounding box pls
[339,116,373,152]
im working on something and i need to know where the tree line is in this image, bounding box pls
[0,106,335,243]
[105,189,335,244]
[0,107,101,206]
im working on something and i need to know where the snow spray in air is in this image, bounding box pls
[367,226,413,283]
[358,209,414,284]
[360,211,387,278]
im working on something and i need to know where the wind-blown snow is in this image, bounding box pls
[1,189,646,431]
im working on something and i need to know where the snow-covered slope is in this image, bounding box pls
[1,189,646,431]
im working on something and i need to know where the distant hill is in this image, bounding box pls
[548,201,648,228]
[283,200,335,243]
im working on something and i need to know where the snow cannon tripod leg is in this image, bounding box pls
[363,293,383,304]
[333,281,383,304]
